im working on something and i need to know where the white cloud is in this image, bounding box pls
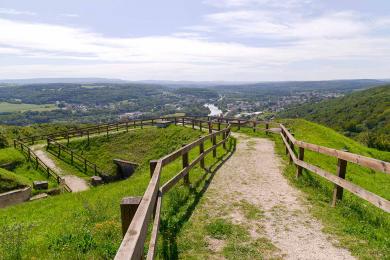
[203,0,312,8]
[61,13,80,18]
[0,8,36,16]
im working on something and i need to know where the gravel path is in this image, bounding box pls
[205,133,354,259]
[31,144,89,192]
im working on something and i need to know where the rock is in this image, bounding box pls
[33,181,48,190]
[91,176,103,186]
[29,193,48,201]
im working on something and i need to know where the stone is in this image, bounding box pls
[33,181,48,190]
[91,176,103,186]
[29,193,48,201]
[113,159,138,179]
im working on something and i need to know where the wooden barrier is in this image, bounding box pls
[279,124,390,212]
[115,124,232,260]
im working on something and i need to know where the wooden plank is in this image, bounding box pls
[115,162,162,260]
[295,159,390,213]
[280,133,298,162]
[295,140,390,174]
[146,193,162,260]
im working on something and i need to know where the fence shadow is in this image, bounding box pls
[159,138,237,259]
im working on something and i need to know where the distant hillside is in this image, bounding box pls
[279,85,390,151]
[0,77,129,85]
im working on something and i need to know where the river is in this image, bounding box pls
[204,104,222,116]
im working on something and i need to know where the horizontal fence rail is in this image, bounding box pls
[115,123,232,260]
[279,124,390,213]
[13,140,72,192]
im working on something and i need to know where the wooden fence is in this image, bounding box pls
[46,138,107,178]
[13,140,72,192]
[279,124,390,212]
[115,123,232,260]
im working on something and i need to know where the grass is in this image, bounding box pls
[0,102,57,113]
[0,125,232,259]
[263,119,390,259]
[0,147,58,194]
[0,168,29,193]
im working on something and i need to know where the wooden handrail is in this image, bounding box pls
[115,123,232,260]
[279,124,390,212]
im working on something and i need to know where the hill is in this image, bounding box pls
[279,85,390,151]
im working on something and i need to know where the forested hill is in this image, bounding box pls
[279,85,390,151]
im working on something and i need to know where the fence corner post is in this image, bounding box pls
[150,160,158,178]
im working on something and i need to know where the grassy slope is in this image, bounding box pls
[266,120,390,259]
[0,125,233,259]
[279,85,390,151]
[0,148,58,193]
[0,102,57,113]
[0,168,29,193]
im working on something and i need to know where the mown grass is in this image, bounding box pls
[240,119,390,259]
[0,102,57,113]
[0,125,232,259]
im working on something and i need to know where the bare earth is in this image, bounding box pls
[204,134,354,259]
[31,144,89,192]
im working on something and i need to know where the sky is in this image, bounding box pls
[0,0,390,81]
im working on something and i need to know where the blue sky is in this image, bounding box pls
[0,0,390,81]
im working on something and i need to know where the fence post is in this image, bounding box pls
[296,147,304,178]
[238,120,241,130]
[182,117,185,126]
[212,134,217,158]
[332,158,348,207]
[182,145,190,185]
[150,160,158,178]
[174,117,177,125]
[218,122,221,131]
[133,121,136,128]
[199,136,205,168]
[192,119,195,129]
[46,138,50,151]
[222,131,226,149]
[120,197,142,237]
[199,121,202,132]
[208,122,212,133]
[253,121,256,132]
[116,123,119,131]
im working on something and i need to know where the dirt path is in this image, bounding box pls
[31,144,89,192]
[194,134,354,259]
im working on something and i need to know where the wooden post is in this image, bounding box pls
[296,147,304,178]
[133,121,136,128]
[116,123,119,131]
[199,121,202,132]
[120,196,142,237]
[182,117,185,126]
[265,122,269,135]
[174,117,177,125]
[222,131,226,149]
[238,120,241,130]
[212,134,217,158]
[182,145,190,185]
[332,158,348,207]
[253,121,256,132]
[192,119,195,129]
[199,136,205,168]
[46,139,50,151]
[150,160,158,178]
[208,122,212,133]
[218,122,221,131]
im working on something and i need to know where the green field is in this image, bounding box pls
[0,125,234,259]
[0,102,57,113]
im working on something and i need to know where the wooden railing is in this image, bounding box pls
[279,124,390,212]
[115,123,232,260]
[13,140,72,192]
[46,138,107,178]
